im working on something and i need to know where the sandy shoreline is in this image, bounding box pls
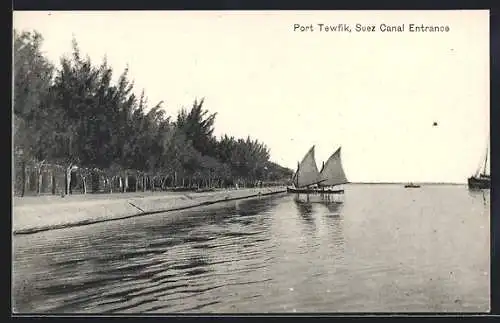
[12,187,287,235]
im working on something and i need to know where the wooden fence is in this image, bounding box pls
[12,160,287,197]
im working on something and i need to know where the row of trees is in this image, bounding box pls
[13,29,293,195]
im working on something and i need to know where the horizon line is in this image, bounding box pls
[348,182,466,185]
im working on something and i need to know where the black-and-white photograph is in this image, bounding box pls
[12,10,490,313]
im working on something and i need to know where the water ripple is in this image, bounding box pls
[13,188,490,313]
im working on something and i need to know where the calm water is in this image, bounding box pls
[12,184,490,313]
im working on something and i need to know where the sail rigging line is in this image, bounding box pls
[475,140,489,177]
[483,146,488,175]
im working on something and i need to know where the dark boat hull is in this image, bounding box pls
[287,187,344,194]
[468,176,490,190]
[404,185,420,188]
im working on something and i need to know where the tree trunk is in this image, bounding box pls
[26,170,31,192]
[161,176,167,190]
[65,166,72,195]
[143,175,146,192]
[119,176,123,193]
[20,161,26,197]
[82,175,87,194]
[135,174,139,192]
[91,172,100,193]
[51,171,56,195]
[124,173,129,192]
[37,169,42,195]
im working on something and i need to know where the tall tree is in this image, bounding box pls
[176,98,217,157]
[13,29,55,161]
[13,29,295,196]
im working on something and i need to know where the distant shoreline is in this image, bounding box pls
[348,182,465,185]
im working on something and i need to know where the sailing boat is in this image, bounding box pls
[468,144,490,190]
[287,146,348,194]
[287,145,324,193]
[317,147,348,194]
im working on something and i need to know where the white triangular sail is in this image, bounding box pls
[319,147,348,187]
[292,146,321,188]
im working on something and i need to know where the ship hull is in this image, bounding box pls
[287,187,344,194]
[468,176,490,190]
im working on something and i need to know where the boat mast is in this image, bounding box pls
[482,146,488,175]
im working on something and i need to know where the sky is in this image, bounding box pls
[13,10,490,183]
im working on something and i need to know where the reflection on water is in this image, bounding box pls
[467,189,490,208]
[324,202,343,216]
[13,185,490,313]
[294,199,314,216]
[294,199,315,228]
